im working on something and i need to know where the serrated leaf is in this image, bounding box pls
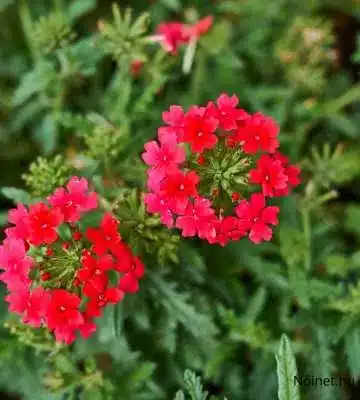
[276,334,300,400]
[148,273,218,341]
[1,187,32,204]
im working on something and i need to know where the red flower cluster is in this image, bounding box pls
[151,16,213,54]
[142,93,301,245]
[1,177,144,344]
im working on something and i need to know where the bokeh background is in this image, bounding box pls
[1,0,360,399]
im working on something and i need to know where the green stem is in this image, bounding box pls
[53,0,64,13]
[301,208,311,271]
[307,190,338,211]
[18,0,39,62]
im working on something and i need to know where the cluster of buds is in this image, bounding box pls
[0,177,144,344]
[151,16,213,54]
[276,16,335,93]
[142,93,300,246]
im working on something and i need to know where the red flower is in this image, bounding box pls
[77,253,113,293]
[182,106,218,153]
[175,197,216,239]
[184,16,213,39]
[272,152,301,196]
[144,193,174,228]
[86,213,122,255]
[250,154,288,197]
[233,112,279,154]
[208,216,247,246]
[118,256,145,294]
[27,202,63,245]
[206,94,248,131]
[235,193,279,243]
[79,315,97,339]
[131,59,144,77]
[53,327,77,344]
[111,242,134,274]
[48,176,97,223]
[160,170,199,213]
[46,289,84,331]
[5,204,30,240]
[86,287,124,317]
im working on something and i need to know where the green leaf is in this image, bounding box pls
[68,0,97,22]
[1,187,32,204]
[0,212,8,226]
[345,327,360,377]
[34,115,58,154]
[0,0,14,11]
[322,84,360,115]
[174,392,186,400]
[13,61,55,106]
[275,334,300,400]
[159,0,181,10]
[201,21,231,55]
[345,204,360,237]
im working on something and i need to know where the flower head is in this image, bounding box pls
[182,106,218,153]
[250,154,288,197]
[86,213,122,255]
[48,176,97,222]
[235,193,279,243]
[28,202,63,245]
[233,112,280,154]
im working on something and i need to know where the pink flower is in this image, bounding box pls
[142,131,185,185]
[48,176,98,223]
[233,112,280,154]
[160,105,186,139]
[144,193,174,228]
[206,93,248,131]
[182,106,219,153]
[0,238,32,290]
[235,193,279,243]
[6,287,49,327]
[176,197,216,239]
[250,154,288,197]
[154,22,188,54]
[5,204,30,240]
